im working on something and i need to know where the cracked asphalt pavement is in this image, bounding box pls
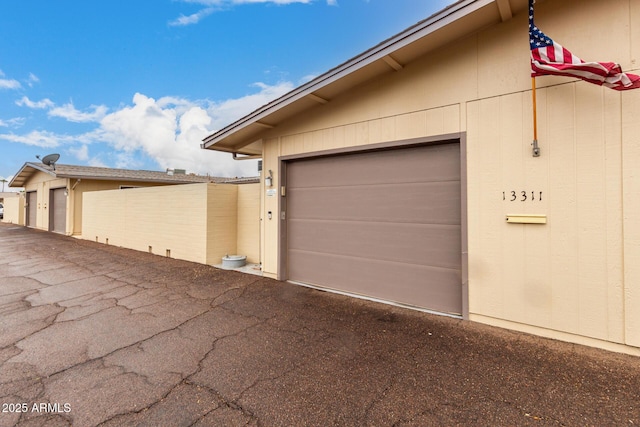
[1,223,640,426]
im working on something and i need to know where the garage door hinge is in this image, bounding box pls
[281,211,286,220]
[281,186,286,196]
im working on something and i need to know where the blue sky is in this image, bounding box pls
[0,0,455,186]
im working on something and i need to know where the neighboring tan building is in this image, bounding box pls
[8,162,228,236]
[201,0,640,355]
[0,192,23,224]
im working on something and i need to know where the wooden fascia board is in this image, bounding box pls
[201,0,498,150]
[8,163,56,187]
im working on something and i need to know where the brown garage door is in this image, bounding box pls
[50,188,66,233]
[286,142,462,315]
[26,191,37,228]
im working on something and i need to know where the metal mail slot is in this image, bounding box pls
[505,214,547,224]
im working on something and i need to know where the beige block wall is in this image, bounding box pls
[237,183,260,264]
[252,0,640,351]
[21,173,176,236]
[205,184,238,265]
[83,183,210,264]
[82,183,261,267]
[70,180,169,236]
[1,194,25,225]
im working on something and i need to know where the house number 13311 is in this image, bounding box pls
[503,191,543,202]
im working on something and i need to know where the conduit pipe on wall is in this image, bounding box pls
[232,152,262,160]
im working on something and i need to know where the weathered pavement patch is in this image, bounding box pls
[1,224,640,426]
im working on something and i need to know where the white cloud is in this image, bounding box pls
[171,0,322,26]
[49,102,108,123]
[0,71,40,90]
[99,93,178,153]
[0,117,26,128]
[88,157,107,168]
[113,152,142,170]
[69,144,89,161]
[0,127,97,148]
[205,81,294,129]
[16,96,107,123]
[3,81,293,177]
[0,130,63,148]
[93,81,292,176]
[16,96,55,109]
[95,93,235,175]
[0,78,21,90]
[169,7,215,26]
[26,73,39,87]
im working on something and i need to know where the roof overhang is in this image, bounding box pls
[9,162,226,187]
[202,0,526,154]
[9,163,56,188]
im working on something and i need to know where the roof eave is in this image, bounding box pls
[202,0,505,152]
[8,163,57,188]
[53,174,211,184]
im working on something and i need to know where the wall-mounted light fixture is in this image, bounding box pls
[265,169,273,187]
[64,188,69,197]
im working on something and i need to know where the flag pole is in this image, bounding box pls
[531,76,540,157]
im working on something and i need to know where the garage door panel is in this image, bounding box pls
[288,181,461,225]
[289,250,462,315]
[50,188,66,233]
[288,220,461,269]
[288,143,460,188]
[286,142,462,315]
[26,191,37,227]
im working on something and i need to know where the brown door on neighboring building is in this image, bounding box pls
[49,188,67,234]
[26,191,37,228]
[286,142,463,315]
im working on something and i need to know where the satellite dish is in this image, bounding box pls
[41,153,60,170]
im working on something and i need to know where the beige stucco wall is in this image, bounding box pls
[1,194,25,225]
[237,183,260,264]
[82,183,260,267]
[252,0,640,353]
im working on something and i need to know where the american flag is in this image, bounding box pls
[529,0,640,91]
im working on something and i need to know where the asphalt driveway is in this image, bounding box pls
[1,223,639,426]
